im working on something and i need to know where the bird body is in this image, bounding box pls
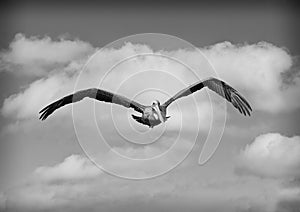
[131,101,170,128]
[39,77,252,128]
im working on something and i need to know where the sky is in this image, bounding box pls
[0,1,300,211]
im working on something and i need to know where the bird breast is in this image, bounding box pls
[143,107,159,121]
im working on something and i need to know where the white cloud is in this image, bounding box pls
[34,155,102,183]
[201,41,299,113]
[1,41,218,128]
[4,158,297,212]
[162,41,300,113]
[1,36,299,127]
[2,74,70,119]
[236,133,300,179]
[0,33,94,76]
[1,34,300,212]
[1,36,299,189]
[276,186,300,212]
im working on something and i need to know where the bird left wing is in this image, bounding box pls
[162,77,252,116]
[39,88,146,120]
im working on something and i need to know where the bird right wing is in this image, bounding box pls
[39,88,146,120]
[162,77,252,116]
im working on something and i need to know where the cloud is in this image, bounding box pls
[2,74,70,120]
[200,41,300,113]
[34,154,102,183]
[1,36,300,126]
[236,133,300,179]
[276,187,300,212]
[0,33,94,76]
[4,157,297,212]
[1,34,300,211]
[0,40,218,128]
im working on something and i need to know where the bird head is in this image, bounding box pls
[152,100,160,106]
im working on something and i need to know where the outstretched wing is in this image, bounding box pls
[162,77,252,116]
[39,88,146,120]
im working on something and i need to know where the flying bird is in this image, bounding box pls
[39,77,252,128]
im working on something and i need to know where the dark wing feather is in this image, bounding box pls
[162,77,252,116]
[131,115,151,127]
[39,88,146,120]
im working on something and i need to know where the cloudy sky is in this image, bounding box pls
[0,1,300,212]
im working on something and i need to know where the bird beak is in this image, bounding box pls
[154,105,164,123]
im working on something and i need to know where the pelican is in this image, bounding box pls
[39,77,252,128]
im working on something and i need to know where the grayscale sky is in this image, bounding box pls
[0,1,299,212]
